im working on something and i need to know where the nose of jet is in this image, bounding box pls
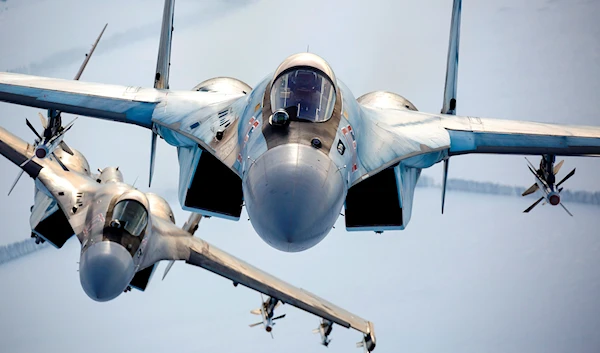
[243,144,346,252]
[79,241,135,302]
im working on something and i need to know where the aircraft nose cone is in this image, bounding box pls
[243,144,346,252]
[79,241,135,302]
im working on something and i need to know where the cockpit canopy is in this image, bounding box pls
[270,69,336,122]
[110,199,148,237]
[269,53,338,123]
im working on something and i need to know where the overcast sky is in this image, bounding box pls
[0,0,599,352]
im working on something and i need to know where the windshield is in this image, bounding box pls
[111,200,148,237]
[270,69,336,122]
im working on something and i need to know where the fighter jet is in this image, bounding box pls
[521,154,576,215]
[0,126,376,352]
[1,0,600,252]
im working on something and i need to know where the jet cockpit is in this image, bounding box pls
[267,53,338,125]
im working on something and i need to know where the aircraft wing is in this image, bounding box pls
[351,107,600,188]
[0,72,246,170]
[0,72,162,127]
[441,115,600,156]
[143,216,374,336]
[0,126,91,235]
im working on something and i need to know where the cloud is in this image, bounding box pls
[0,238,48,266]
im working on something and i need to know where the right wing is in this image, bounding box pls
[143,216,375,340]
[0,73,161,128]
[0,126,91,235]
[441,115,600,156]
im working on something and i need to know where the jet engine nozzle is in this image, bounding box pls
[79,241,135,302]
[243,144,346,252]
[548,192,560,206]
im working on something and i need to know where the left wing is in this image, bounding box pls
[442,115,600,156]
[143,216,375,340]
[353,108,600,179]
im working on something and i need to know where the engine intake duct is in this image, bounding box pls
[182,147,243,219]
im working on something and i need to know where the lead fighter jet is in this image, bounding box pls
[0,126,375,351]
[1,0,600,252]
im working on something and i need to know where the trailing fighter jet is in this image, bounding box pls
[0,126,376,351]
[1,0,600,252]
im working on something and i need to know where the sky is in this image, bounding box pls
[0,0,600,352]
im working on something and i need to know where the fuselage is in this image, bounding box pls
[236,63,359,252]
[157,53,447,252]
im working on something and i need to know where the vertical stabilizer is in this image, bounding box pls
[149,0,176,187]
[440,0,462,213]
[154,0,175,90]
[441,0,462,116]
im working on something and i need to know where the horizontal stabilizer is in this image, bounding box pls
[249,322,262,328]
